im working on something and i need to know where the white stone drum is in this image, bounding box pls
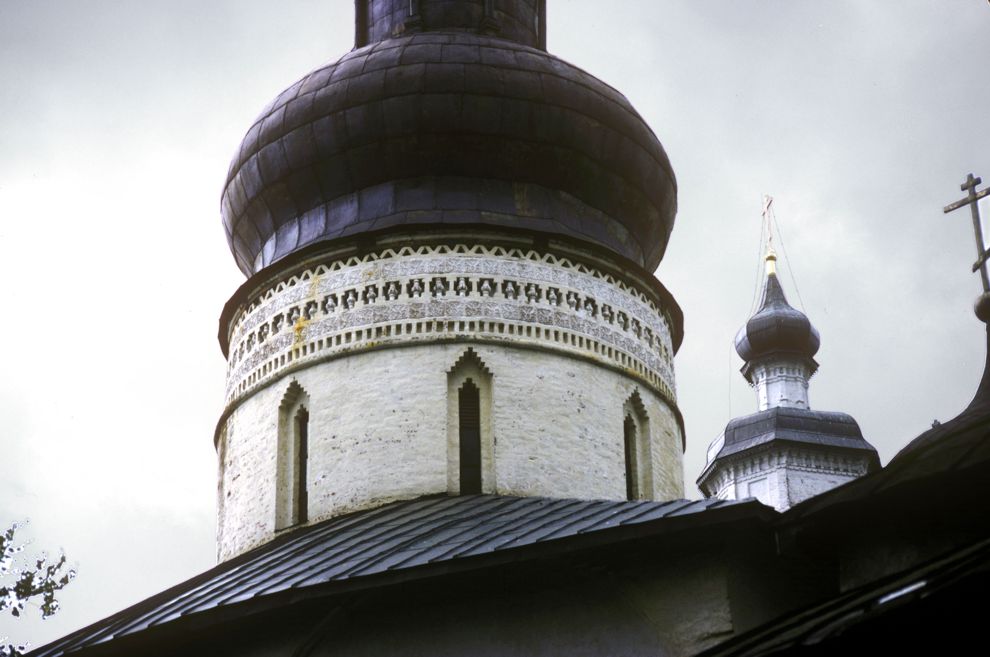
[215,237,684,560]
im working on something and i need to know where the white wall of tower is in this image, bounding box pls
[750,359,812,410]
[215,241,684,561]
[704,447,872,512]
[216,343,684,560]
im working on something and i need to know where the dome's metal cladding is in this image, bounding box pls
[221,0,677,277]
[735,272,821,362]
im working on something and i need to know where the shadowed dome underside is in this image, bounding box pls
[221,32,677,277]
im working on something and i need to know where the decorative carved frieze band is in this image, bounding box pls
[707,446,874,496]
[224,244,678,408]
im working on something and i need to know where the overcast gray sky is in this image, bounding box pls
[1,0,988,649]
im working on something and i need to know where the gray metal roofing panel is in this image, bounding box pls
[706,407,880,468]
[666,499,717,517]
[29,494,760,657]
[623,498,695,523]
[718,432,879,459]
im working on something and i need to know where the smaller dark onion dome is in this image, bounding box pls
[220,0,677,277]
[735,254,820,364]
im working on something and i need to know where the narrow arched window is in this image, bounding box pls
[624,414,639,501]
[447,349,493,495]
[277,382,310,530]
[294,406,309,523]
[623,391,653,501]
[459,380,482,494]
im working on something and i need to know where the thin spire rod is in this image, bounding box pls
[770,203,806,312]
[749,196,770,313]
[757,195,806,312]
[763,195,775,252]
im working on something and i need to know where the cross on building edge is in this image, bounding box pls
[944,173,990,294]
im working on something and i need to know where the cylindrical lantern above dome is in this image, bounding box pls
[354,0,547,50]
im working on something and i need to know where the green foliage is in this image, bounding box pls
[0,522,76,657]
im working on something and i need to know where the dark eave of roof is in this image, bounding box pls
[781,328,990,531]
[893,327,990,461]
[697,535,990,657]
[29,494,773,657]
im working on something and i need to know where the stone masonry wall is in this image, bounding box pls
[217,343,684,561]
[705,447,872,512]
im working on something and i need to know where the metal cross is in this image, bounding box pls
[944,173,990,293]
[762,195,775,246]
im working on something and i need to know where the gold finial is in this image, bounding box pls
[765,244,777,276]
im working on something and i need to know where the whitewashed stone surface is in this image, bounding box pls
[217,344,684,560]
[705,447,872,512]
[216,244,684,561]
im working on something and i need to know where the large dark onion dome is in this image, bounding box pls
[734,250,821,367]
[221,0,677,277]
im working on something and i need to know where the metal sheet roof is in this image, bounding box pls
[698,407,881,487]
[31,494,760,657]
[783,381,990,524]
[717,407,878,459]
